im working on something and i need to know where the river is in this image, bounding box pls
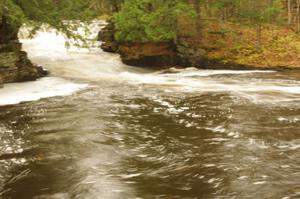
[0,22,300,199]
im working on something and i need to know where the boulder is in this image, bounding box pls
[0,42,48,84]
[0,20,48,88]
[119,42,178,67]
[16,50,48,82]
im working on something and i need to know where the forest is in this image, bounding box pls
[108,0,300,68]
[1,0,290,68]
[1,1,300,55]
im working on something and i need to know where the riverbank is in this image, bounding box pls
[0,18,48,89]
[0,43,47,88]
[99,20,300,70]
[0,41,48,89]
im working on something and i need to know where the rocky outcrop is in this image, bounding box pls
[98,21,210,68]
[98,21,178,67]
[98,21,119,53]
[0,42,47,87]
[99,22,176,67]
[176,38,207,67]
[0,18,47,88]
[174,15,209,67]
[98,21,267,70]
[119,42,178,67]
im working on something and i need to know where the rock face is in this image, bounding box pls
[0,19,47,88]
[98,21,119,53]
[119,42,178,67]
[98,21,208,68]
[0,42,47,87]
[98,21,178,67]
[176,38,207,67]
[175,15,208,67]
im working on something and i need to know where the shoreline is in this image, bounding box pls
[101,42,300,72]
[99,21,300,71]
[0,42,48,88]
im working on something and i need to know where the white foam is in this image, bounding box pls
[0,77,87,106]
[19,21,105,54]
[160,67,274,77]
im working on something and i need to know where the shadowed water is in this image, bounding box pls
[0,23,300,199]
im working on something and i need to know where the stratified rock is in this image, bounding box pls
[119,42,178,67]
[98,20,119,53]
[0,19,47,87]
[99,21,179,67]
[0,42,48,84]
[177,46,207,67]
[16,50,48,82]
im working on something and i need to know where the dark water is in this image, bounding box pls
[0,29,300,199]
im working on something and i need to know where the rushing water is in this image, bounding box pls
[0,23,300,199]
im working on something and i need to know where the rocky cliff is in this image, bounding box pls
[98,21,179,67]
[0,19,47,88]
[0,42,47,88]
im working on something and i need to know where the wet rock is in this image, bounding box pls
[0,42,47,84]
[173,16,206,67]
[98,20,119,53]
[99,21,178,67]
[119,42,178,67]
[16,50,47,82]
[177,44,207,67]
[0,18,47,87]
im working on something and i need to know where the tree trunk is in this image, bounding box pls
[1,15,7,44]
[288,0,292,26]
[297,0,300,34]
[189,0,201,32]
[111,0,121,12]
